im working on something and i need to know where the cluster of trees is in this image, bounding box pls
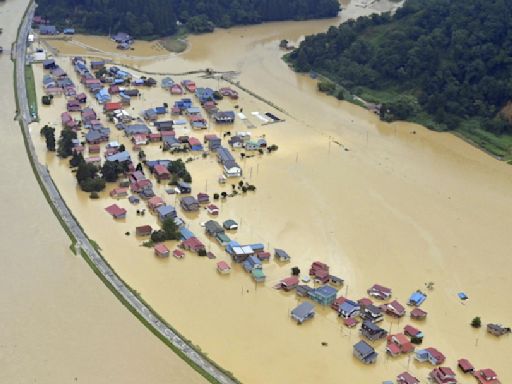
[71,153,107,193]
[57,127,76,158]
[40,125,56,151]
[37,0,339,37]
[289,0,512,136]
[167,159,192,183]
[151,218,180,243]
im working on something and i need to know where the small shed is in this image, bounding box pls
[457,358,474,374]
[173,249,185,259]
[154,243,170,257]
[274,248,290,262]
[135,225,152,237]
[223,219,238,230]
[206,204,219,215]
[408,290,427,306]
[410,307,428,320]
[217,261,231,274]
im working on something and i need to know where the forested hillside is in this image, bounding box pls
[36,0,340,36]
[288,0,512,158]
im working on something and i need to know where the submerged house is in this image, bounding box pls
[39,25,58,35]
[353,340,378,364]
[386,333,415,356]
[397,372,420,384]
[415,347,446,365]
[112,32,133,45]
[474,369,500,384]
[204,220,224,237]
[180,196,199,211]
[408,290,427,306]
[216,147,242,177]
[457,359,475,374]
[274,248,291,262]
[309,261,330,284]
[411,307,428,320]
[361,304,384,323]
[135,225,152,237]
[386,300,406,317]
[123,123,151,136]
[217,261,231,274]
[367,284,392,300]
[251,268,266,282]
[404,325,424,339]
[148,196,165,211]
[429,367,457,384]
[105,204,127,219]
[339,299,360,319]
[156,205,177,221]
[204,134,221,151]
[188,137,203,151]
[95,88,111,104]
[243,255,262,272]
[155,120,174,131]
[308,285,338,305]
[291,302,315,324]
[277,276,299,291]
[154,243,170,257]
[226,242,254,263]
[487,323,511,337]
[180,237,205,253]
[153,164,171,181]
[214,111,235,124]
[360,320,387,341]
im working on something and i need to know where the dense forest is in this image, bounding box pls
[36,0,340,36]
[288,0,512,158]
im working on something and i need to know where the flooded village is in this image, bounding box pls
[12,0,512,383]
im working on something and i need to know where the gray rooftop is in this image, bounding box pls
[291,302,315,319]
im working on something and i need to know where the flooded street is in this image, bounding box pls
[0,1,206,383]
[31,0,512,383]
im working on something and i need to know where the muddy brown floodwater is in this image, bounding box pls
[0,1,206,383]
[35,0,512,383]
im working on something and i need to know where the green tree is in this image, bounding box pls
[471,316,482,328]
[80,178,106,192]
[162,218,180,240]
[41,125,56,151]
[317,80,335,94]
[76,162,98,184]
[151,230,167,243]
[69,152,84,168]
[57,128,77,158]
[101,161,124,182]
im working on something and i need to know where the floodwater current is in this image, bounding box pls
[26,0,512,383]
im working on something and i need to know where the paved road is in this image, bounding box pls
[14,5,237,384]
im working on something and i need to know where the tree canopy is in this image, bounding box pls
[288,0,512,154]
[37,0,340,37]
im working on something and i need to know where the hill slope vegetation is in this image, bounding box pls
[289,0,512,159]
[37,0,340,36]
